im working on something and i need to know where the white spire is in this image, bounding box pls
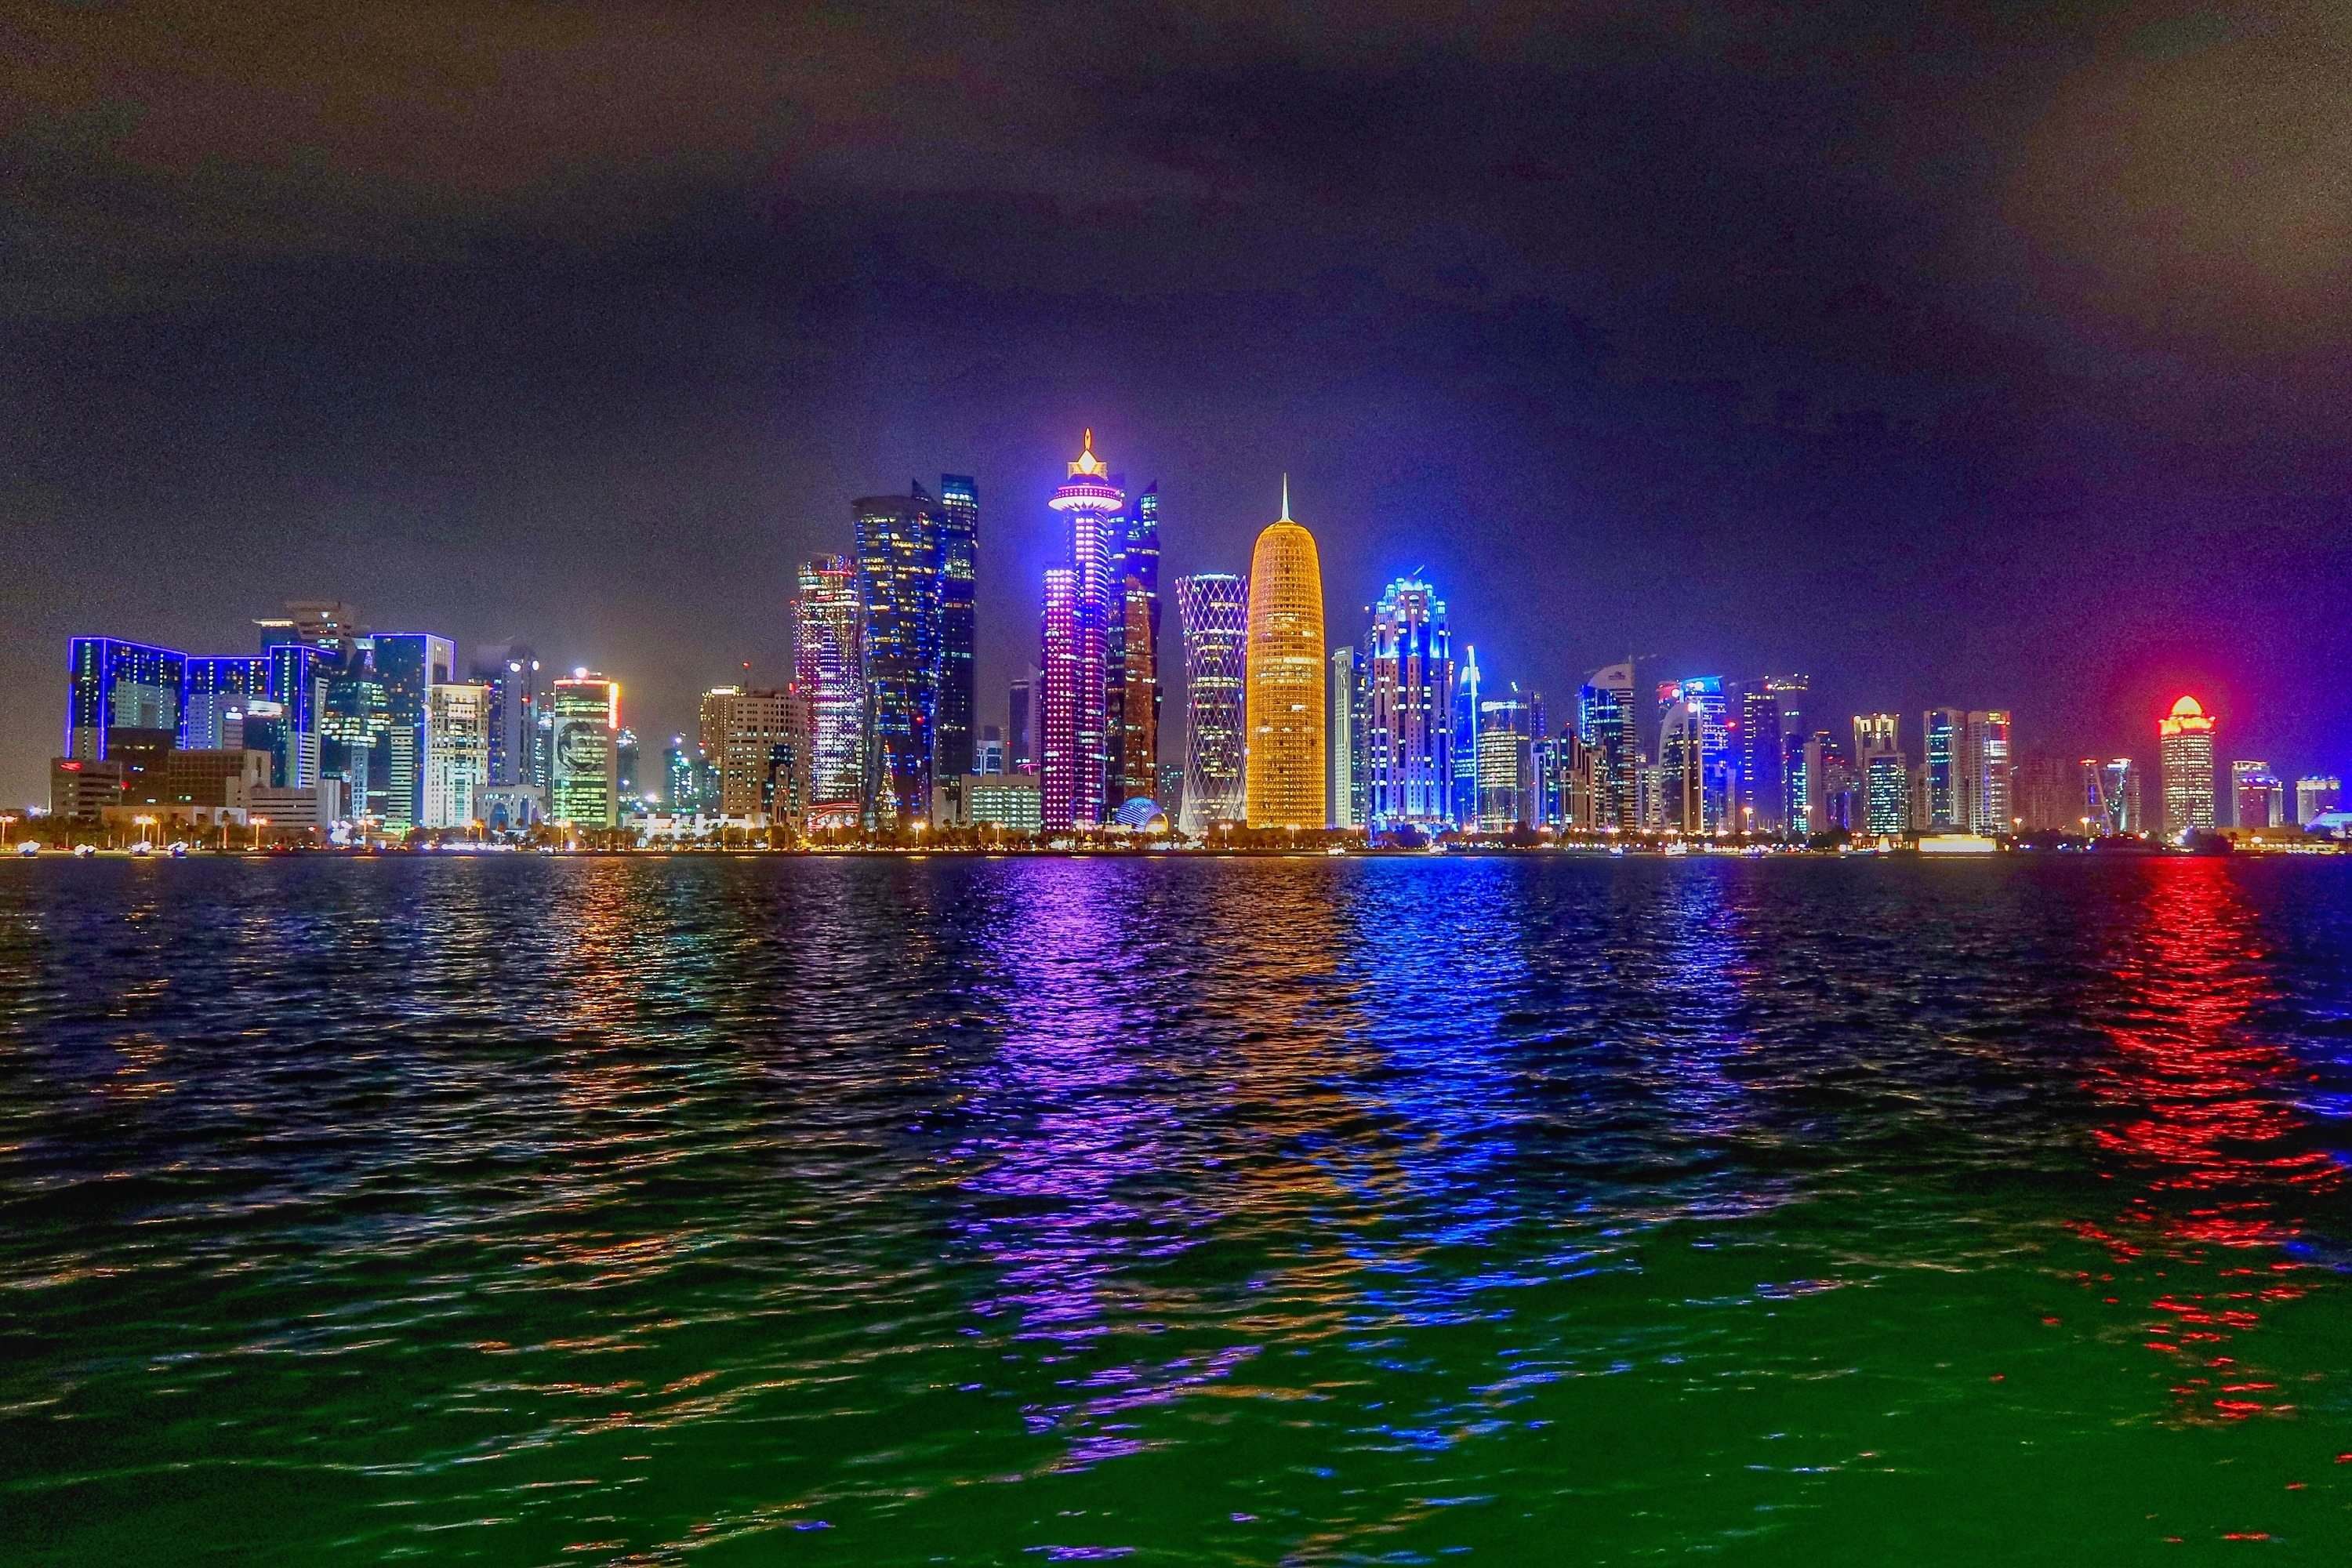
[1279,473,1291,522]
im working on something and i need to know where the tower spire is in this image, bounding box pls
[1279,473,1290,522]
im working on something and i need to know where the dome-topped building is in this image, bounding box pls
[1242,480,1327,831]
[2158,693,2217,836]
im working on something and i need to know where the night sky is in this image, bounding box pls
[5,2,2349,805]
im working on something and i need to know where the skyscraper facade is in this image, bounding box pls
[2298,776,2343,826]
[2158,695,2217,835]
[1451,644,1482,828]
[1965,710,2013,834]
[1242,489,1327,830]
[1327,645,1359,829]
[181,655,268,750]
[1477,690,1536,831]
[1577,662,1638,833]
[935,475,978,783]
[1730,677,1800,836]
[423,681,490,828]
[2231,760,2284,829]
[1363,576,1454,831]
[1658,677,1730,835]
[793,554,867,828]
[369,633,456,833]
[1175,572,1247,837]
[2084,757,2142,835]
[1854,713,1907,837]
[1038,434,1121,832]
[66,637,184,761]
[1922,707,1965,829]
[550,673,620,829]
[1111,481,1163,806]
[855,486,943,832]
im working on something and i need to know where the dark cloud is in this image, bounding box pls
[3,0,2348,802]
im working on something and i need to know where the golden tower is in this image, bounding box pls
[1243,478,1327,830]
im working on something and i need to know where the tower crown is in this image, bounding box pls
[1069,430,1107,479]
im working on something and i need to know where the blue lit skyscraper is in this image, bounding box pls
[935,474,978,782]
[1577,662,1638,833]
[1657,677,1731,836]
[1364,576,1454,831]
[856,485,944,831]
[1451,643,1481,828]
[181,656,269,750]
[66,638,185,760]
[1923,706,1965,829]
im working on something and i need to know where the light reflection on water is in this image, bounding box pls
[1,855,2350,1563]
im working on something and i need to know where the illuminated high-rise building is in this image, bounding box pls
[423,681,490,828]
[2158,695,2217,835]
[181,656,268,750]
[1039,434,1121,831]
[1729,676,1804,837]
[856,486,943,832]
[936,474,978,782]
[1577,662,1638,833]
[793,554,866,829]
[1107,481,1163,806]
[1451,643,1482,827]
[470,646,542,789]
[1657,677,1730,835]
[1175,572,1247,837]
[550,672,620,829]
[1853,713,1906,837]
[1363,576,1454,831]
[1008,669,1038,775]
[1328,645,1360,829]
[1242,483,1327,829]
[2230,760,2284,829]
[1795,730,1855,836]
[368,633,455,832]
[1965,710,2013,834]
[1477,688,1537,832]
[2298,776,2343,826]
[2082,757,2142,836]
[663,735,717,815]
[1116,568,1160,806]
[65,637,185,761]
[1922,707,1965,829]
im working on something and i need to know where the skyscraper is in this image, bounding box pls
[423,681,490,828]
[1363,576,1454,831]
[1965,710,2013,834]
[1175,572,1247,837]
[2231,760,2284,829]
[1477,688,1537,831]
[2158,695,2217,835]
[470,645,541,789]
[1116,569,1160,806]
[2297,776,2343,826]
[1038,434,1121,832]
[1577,662,1638,833]
[369,633,456,832]
[66,638,184,761]
[1008,671,1037,775]
[1112,481,1163,806]
[1328,644,1359,829]
[700,686,813,823]
[1242,484,1327,830]
[1658,677,1730,835]
[1729,679,1781,837]
[181,655,268,750]
[550,672,620,829]
[1854,713,1907,837]
[793,554,866,828]
[1451,643,1481,828]
[855,486,943,832]
[2083,757,2142,836]
[1922,707,1965,829]
[936,475,978,782]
